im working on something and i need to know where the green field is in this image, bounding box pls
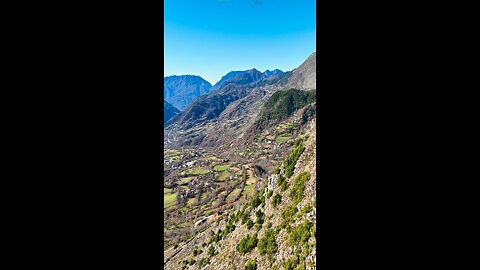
[178,177,194,184]
[187,198,196,206]
[164,149,181,157]
[226,188,242,202]
[275,133,291,144]
[164,188,172,194]
[183,167,210,175]
[217,170,232,181]
[164,193,177,208]
[214,165,229,171]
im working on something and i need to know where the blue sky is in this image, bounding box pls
[164,0,316,85]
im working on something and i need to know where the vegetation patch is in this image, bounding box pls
[288,220,313,247]
[284,138,305,178]
[214,164,229,171]
[275,133,291,144]
[184,167,210,175]
[272,193,282,207]
[244,259,257,270]
[289,172,310,203]
[226,188,242,202]
[237,234,258,255]
[216,170,232,181]
[164,193,177,208]
[258,229,277,255]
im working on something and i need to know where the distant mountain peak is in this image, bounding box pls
[164,75,213,110]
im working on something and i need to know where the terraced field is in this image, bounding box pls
[275,132,291,144]
[164,192,177,209]
[182,167,210,175]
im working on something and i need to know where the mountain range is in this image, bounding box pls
[164,69,284,112]
[164,75,213,111]
[164,52,316,149]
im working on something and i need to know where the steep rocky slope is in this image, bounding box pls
[281,52,316,91]
[164,119,317,270]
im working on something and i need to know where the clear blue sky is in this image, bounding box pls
[164,0,316,85]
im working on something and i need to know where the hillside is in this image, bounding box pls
[164,52,316,149]
[164,75,213,110]
[165,100,180,125]
[164,119,317,270]
[281,52,316,91]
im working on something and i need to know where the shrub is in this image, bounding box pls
[278,174,287,191]
[283,256,299,270]
[267,190,273,198]
[289,172,310,203]
[273,165,280,175]
[288,221,313,246]
[266,221,272,229]
[236,234,258,255]
[282,204,298,223]
[208,245,215,257]
[284,139,305,178]
[244,259,257,270]
[225,217,236,235]
[199,257,210,267]
[188,258,196,265]
[174,243,179,249]
[246,219,254,229]
[241,208,251,225]
[257,229,277,255]
[272,193,282,207]
[256,223,262,233]
[298,204,312,216]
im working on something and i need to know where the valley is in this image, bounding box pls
[164,52,317,270]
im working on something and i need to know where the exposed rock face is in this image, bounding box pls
[164,75,213,110]
[282,52,316,91]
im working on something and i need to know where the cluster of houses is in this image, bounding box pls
[179,188,199,199]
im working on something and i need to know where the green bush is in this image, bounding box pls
[283,256,299,270]
[208,245,215,257]
[267,189,273,198]
[256,223,262,233]
[272,193,282,207]
[199,257,210,267]
[289,172,310,204]
[266,221,272,229]
[244,259,257,270]
[284,139,305,178]
[282,204,298,223]
[241,208,251,225]
[257,229,277,255]
[255,209,264,224]
[188,258,196,265]
[298,204,312,216]
[278,174,287,191]
[246,219,254,229]
[273,165,280,175]
[288,221,313,246]
[236,234,258,255]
